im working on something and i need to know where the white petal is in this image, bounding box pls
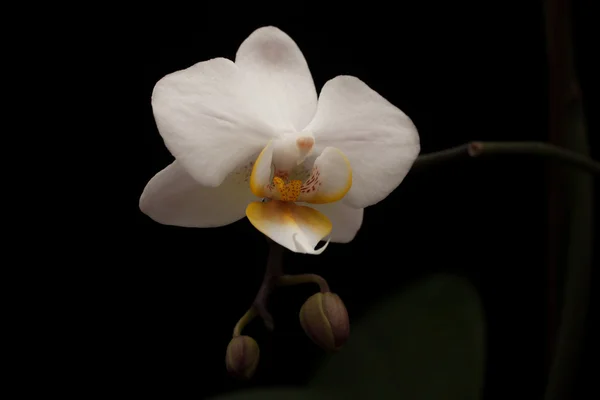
[235,26,318,132]
[296,147,352,204]
[308,202,364,243]
[151,58,279,187]
[249,141,276,199]
[246,201,332,255]
[305,76,420,209]
[140,160,257,228]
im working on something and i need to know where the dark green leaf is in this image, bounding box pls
[210,387,327,399]
[309,274,485,400]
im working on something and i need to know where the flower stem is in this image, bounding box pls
[231,240,284,335]
[277,274,330,293]
[231,241,335,335]
[413,141,600,174]
[232,307,256,337]
[252,239,284,331]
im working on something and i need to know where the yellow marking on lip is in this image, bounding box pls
[245,200,332,243]
[273,176,302,202]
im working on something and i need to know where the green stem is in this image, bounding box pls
[277,274,330,293]
[413,141,600,175]
[232,307,257,337]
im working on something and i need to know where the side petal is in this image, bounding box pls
[151,58,279,188]
[297,147,352,204]
[246,201,332,255]
[308,202,364,243]
[235,26,318,132]
[140,160,257,228]
[249,141,278,199]
[306,76,420,209]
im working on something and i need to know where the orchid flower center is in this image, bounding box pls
[246,127,352,254]
[268,133,319,202]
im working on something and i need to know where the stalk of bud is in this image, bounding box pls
[225,335,260,379]
[299,292,349,351]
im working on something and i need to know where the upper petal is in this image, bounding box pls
[140,160,257,228]
[308,202,364,243]
[151,58,279,187]
[305,76,420,209]
[235,26,318,132]
[246,201,332,255]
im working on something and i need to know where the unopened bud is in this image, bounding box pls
[225,335,260,379]
[299,292,349,351]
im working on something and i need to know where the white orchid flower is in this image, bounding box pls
[140,26,420,254]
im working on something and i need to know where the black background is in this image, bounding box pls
[119,3,596,399]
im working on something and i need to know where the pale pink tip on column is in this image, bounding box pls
[296,136,315,151]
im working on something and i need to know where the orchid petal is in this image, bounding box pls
[236,26,318,132]
[246,201,332,255]
[151,58,279,187]
[140,160,256,227]
[308,202,364,243]
[249,141,276,199]
[297,147,352,204]
[306,76,420,209]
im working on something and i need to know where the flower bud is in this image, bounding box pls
[299,292,349,351]
[225,335,260,379]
